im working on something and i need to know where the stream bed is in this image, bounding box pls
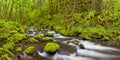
[16,29,120,60]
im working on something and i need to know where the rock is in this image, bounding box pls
[25,46,35,55]
[79,44,85,49]
[44,42,60,54]
[58,48,70,55]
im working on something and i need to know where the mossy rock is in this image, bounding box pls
[16,47,22,52]
[34,34,42,39]
[73,40,79,45]
[41,37,53,42]
[44,42,60,53]
[44,33,54,37]
[25,46,35,55]
[0,54,11,60]
[28,37,36,43]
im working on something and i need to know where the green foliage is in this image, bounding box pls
[16,47,22,52]
[41,37,53,42]
[12,33,27,43]
[44,42,60,53]
[2,42,15,50]
[0,48,14,57]
[25,46,35,55]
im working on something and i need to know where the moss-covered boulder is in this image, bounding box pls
[16,47,22,52]
[44,42,60,53]
[41,37,53,42]
[34,34,42,39]
[28,37,36,43]
[44,33,54,37]
[25,46,35,55]
[73,40,79,45]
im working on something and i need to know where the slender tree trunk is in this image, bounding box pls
[63,0,67,30]
[70,0,76,29]
[98,0,103,13]
[90,0,95,10]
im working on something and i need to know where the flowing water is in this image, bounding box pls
[23,29,120,60]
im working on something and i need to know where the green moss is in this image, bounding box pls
[0,54,11,60]
[16,47,22,52]
[73,40,79,45]
[25,46,35,55]
[28,37,36,43]
[44,42,60,53]
[34,34,42,39]
[2,42,15,50]
[9,30,18,35]
[41,37,53,42]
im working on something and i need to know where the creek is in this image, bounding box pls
[17,29,120,60]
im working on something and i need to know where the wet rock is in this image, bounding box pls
[79,44,85,49]
[58,48,70,55]
[59,43,76,54]
[66,41,72,44]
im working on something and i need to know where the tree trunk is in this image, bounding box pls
[98,0,103,13]
[90,0,95,10]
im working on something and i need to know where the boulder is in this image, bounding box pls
[44,42,60,54]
